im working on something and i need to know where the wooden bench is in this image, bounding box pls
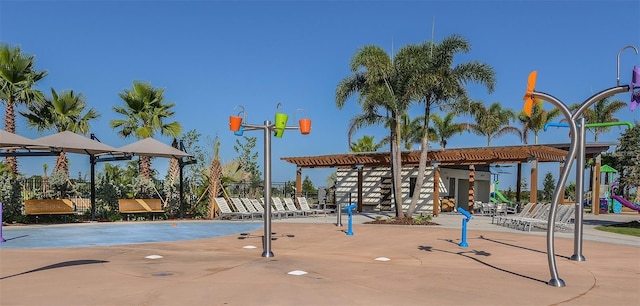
[118,199,164,220]
[24,199,75,215]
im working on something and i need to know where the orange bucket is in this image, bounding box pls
[299,118,311,135]
[229,115,242,132]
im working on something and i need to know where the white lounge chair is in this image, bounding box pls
[283,197,307,217]
[297,196,327,216]
[250,198,281,219]
[214,197,251,220]
[230,197,261,220]
[271,197,298,218]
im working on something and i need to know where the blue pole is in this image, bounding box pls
[458,207,472,247]
[343,203,356,236]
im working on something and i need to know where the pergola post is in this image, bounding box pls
[468,165,475,213]
[592,154,601,215]
[516,163,522,203]
[433,167,440,217]
[295,166,302,198]
[529,159,538,204]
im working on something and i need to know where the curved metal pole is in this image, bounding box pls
[617,46,638,86]
[572,86,630,117]
[571,117,586,261]
[533,91,577,287]
[568,85,631,262]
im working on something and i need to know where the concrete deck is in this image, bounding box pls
[1,212,638,305]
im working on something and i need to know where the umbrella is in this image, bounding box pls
[33,131,120,155]
[117,137,192,158]
[0,129,49,149]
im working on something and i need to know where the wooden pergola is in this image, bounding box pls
[281,143,614,215]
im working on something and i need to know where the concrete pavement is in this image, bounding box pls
[1,212,638,305]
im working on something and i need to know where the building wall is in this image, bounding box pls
[336,166,491,214]
[336,166,436,213]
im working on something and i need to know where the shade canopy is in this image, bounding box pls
[34,131,120,155]
[0,129,49,149]
[117,137,192,158]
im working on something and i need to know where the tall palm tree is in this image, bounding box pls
[430,112,465,149]
[404,35,496,215]
[336,45,412,218]
[0,43,47,174]
[379,113,435,150]
[570,97,627,142]
[465,101,522,146]
[21,88,100,175]
[350,135,384,152]
[517,100,561,144]
[111,81,182,179]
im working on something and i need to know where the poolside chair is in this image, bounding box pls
[283,197,307,217]
[297,196,327,216]
[493,202,534,225]
[214,197,251,220]
[526,204,576,232]
[230,197,261,220]
[241,198,263,219]
[271,197,298,218]
[250,198,282,219]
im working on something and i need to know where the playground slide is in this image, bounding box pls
[494,190,513,204]
[490,197,497,203]
[611,195,640,211]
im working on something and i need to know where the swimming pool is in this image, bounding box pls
[0,221,263,249]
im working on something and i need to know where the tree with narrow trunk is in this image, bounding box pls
[0,43,47,174]
[404,35,496,216]
[336,45,412,218]
[464,101,521,146]
[430,112,465,149]
[569,97,627,142]
[517,100,561,144]
[350,135,384,152]
[21,88,100,176]
[111,81,182,179]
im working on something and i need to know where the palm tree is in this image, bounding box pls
[517,100,561,144]
[350,135,384,152]
[0,43,47,174]
[404,35,496,215]
[336,45,412,218]
[111,81,182,179]
[465,101,522,146]
[379,113,435,150]
[21,88,100,175]
[570,97,627,142]
[430,112,465,149]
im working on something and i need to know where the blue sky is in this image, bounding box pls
[1,0,639,191]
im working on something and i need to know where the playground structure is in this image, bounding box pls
[521,45,638,287]
[490,180,513,204]
[229,103,311,257]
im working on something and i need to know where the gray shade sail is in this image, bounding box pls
[0,129,49,149]
[117,137,192,158]
[34,131,121,155]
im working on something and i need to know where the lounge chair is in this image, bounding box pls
[283,198,308,217]
[297,196,327,216]
[271,197,298,218]
[241,198,263,219]
[250,198,281,219]
[214,197,251,220]
[230,197,261,220]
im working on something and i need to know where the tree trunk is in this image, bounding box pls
[140,156,152,179]
[393,114,405,218]
[407,104,431,216]
[4,98,18,174]
[208,156,222,219]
